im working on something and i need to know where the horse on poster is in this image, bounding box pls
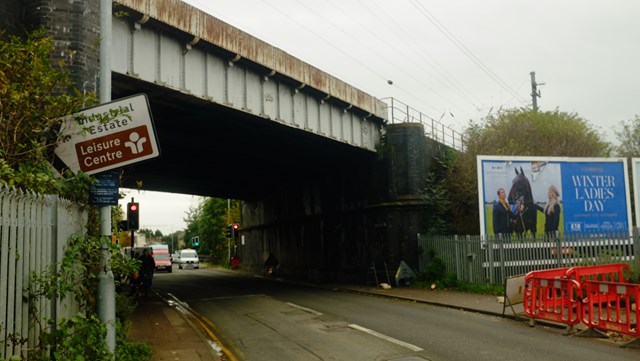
[508,167,537,238]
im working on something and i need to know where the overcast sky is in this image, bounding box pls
[133,0,640,234]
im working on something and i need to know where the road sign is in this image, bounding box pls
[54,94,160,175]
[89,170,120,205]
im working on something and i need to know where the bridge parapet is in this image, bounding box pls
[382,97,465,151]
[114,0,386,152]
[115,0,386,121]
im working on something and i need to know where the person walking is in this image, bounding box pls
[139,248,155,298]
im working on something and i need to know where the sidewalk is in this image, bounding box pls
[129,281,524,361]
[128,291,221,361]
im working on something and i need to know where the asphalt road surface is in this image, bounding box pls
[152,267,640,361]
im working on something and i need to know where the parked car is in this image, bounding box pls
[177,249,199,269]
[150,244,172,273]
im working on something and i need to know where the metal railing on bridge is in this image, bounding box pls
[382,97,465,151]
[417,231,640,286]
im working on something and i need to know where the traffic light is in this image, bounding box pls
[127,202,139,230]
[226,224,233,238]
[117,220,129,231]
[192,236,199,247]
[233,223,239,238]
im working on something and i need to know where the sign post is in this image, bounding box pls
[55,92,160,356]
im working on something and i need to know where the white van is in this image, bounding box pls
[177,249,199,269]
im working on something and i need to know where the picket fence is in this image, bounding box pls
[0,187,87,359]
[418,231,640,286]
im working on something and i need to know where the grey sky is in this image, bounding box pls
[134,0,640,234]
[184,0,640,140]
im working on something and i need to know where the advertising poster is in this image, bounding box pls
[632,158,640,227]
[477,156,631,237]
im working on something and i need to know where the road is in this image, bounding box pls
[151,267,640,361]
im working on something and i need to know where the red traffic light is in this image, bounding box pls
[233,223,239,230]
[127,202,140,230]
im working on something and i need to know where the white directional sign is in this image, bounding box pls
[54,94,160,175]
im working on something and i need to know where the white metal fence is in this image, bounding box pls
[418,231,640,286]
[0,187,87,359]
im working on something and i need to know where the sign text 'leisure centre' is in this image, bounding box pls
[54,94,160,175]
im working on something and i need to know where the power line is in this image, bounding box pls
[408,0,528,105]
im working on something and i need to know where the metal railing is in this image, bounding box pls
[381,97,465,151]
[0,187,87,359]
[417,231,640,286]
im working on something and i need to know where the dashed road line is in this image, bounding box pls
[348,323,424,352]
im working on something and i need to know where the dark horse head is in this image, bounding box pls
[508,167,537,237]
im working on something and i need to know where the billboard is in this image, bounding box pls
[477,156,631,237]
[632,158,640,227]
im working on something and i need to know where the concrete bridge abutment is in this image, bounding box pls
[241,123,447,284]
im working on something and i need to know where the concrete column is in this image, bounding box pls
[385,123,428,201]
[22,0,101,95]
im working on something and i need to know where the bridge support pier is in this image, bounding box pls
[242,123,447,284]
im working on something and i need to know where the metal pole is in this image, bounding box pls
[98,0,115,357]
[530,71,538,111]
[227,199,231,263]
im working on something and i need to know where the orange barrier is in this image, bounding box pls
[581,281,639,339]
[524,267,571,320]
[566,264,629,283]
[524,264,631,328]
[525,276,582,325]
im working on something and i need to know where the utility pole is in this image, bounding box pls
[98,0,115,357]
[530,71,545,111]
[227,199,231,263]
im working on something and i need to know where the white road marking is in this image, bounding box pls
[348,324,424,352]
[286,302,324,316]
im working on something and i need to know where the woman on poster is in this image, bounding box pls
[536,185,561,239]
[492,187,515,239]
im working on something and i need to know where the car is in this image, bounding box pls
[177,249,199,269]
[149,244,172,273]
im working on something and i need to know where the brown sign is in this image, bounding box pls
[75,125,153,173]
[54,94,159,175]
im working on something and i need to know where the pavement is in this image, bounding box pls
[128,278,526,361]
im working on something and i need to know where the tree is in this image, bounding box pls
[0,30,95,201]
[446,107,611,234]
[184,198,241,263]
[614,115,640,157]
[0,30,150,359]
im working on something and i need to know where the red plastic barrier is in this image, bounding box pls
[524,267,571,319]
[525,276,582,325]
[581,281,639,338]
[524,264,630,328]
[566,263,629,284]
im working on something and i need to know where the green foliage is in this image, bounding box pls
[421,151,454,235]
[0,29,96,202]
[184,198,241,263]
[17,233,148,360]
[614,115,640,157]
[0,28,149,361]
[455,283,505,296]
[415,248,451,286]
[446,107,611,234]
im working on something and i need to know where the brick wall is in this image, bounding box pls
[5,0,103,95]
